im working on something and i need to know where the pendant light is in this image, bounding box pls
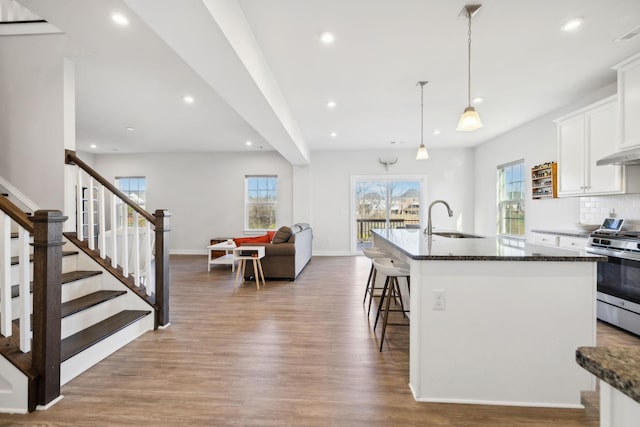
[416,81,429,160]
[456,4,483,132]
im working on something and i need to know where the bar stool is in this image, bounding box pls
[372,258,410,352]
[362,247,387,316]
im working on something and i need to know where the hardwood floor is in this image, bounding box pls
[1,255,639,426]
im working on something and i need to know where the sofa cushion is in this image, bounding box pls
[266,230,277,242]
[272,226,292,244]
[233,234,271,246]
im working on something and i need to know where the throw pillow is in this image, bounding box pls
[272,226,292,244]
[266,230,277,242]
[233,234,271,246]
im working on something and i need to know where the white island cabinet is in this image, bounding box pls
[372,228,604,408]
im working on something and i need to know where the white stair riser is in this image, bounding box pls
[7,254,77,286]
[60,314,153,386]
[61,294,128,339]
[60,275,105,302]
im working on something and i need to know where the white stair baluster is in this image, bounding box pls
[0,212,11,337]
[144,219,152,295]
[88,177,95,250]
[133,211,140,286]
[76,168,84,241]
[18,227,30,352]
[99,185,106,258]
[110,193,118,268]
[122,201,129,277]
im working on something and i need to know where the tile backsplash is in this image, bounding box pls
[580,194,640,230]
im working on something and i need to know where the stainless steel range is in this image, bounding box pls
[586,226,640,336]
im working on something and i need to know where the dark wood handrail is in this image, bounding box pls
[65,150,155,223]
[0,195,34,233]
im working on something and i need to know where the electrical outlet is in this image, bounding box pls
[433,289,446,310]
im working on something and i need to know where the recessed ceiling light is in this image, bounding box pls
[561,18,583,32]
[320,32,335,44]
[90,144,97,149]
[472,97,484,104]
[330,132,337,138]
[246,140,252,146]
[432,130,441,135]
[111,13,129,26]
[327,100,337,109]
[183,95,195,104]
[125,127,135,131]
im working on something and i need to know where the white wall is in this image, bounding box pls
[0,34,69,210]
[93,151,293,253]
[310,147,475,255]
[474,83,617,239]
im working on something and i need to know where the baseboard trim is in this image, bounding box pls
[170,249,208,255]
[312,251,358,257]
[0,176,39,212]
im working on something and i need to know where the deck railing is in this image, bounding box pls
[356,218,420,242]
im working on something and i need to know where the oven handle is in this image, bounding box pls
[586,246,640,261]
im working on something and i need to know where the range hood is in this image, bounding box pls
[596,147,640,166]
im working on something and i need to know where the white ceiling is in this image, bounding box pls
[15,0,640,165]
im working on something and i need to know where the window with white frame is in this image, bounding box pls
[245,175,277,231]
[115,176,146,227]
[497,160,525,237]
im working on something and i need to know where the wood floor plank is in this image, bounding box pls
[0,255,638,425]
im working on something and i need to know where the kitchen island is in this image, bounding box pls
[372,228,606,408]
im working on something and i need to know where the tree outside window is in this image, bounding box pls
[245,175,277,231]
[115,176,146,227]
[497,161,525,237]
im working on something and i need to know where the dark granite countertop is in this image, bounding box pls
[576,347,640,404]
[531,229,592,238]
[372,228,606,261]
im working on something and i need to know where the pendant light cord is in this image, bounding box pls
[467,10,472,107]
[420,83,424,145]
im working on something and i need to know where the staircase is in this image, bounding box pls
[0,154,170,413]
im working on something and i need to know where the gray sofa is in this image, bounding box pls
[241,223,312,280]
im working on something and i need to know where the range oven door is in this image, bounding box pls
[593,251,640,305]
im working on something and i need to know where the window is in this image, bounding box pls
[115,176,146,227]
[497,161,525,237]
[245,175,277,231]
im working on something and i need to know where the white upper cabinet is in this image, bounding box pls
[555,96,625,196]
[613,52,640,150]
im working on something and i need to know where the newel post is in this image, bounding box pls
[154,209,171,328]
[32,210,67,407]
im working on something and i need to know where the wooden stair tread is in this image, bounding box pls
[10,250,78,266]
[62,270,102,284]
[10,270,102,298]
[61,290,126,318]
[61,310,151,362]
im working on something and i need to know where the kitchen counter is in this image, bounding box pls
[373,228,605,261]
[532,229,592,238]
[576,347,640,426]
[371,228,600,408]
[576,347,640,403]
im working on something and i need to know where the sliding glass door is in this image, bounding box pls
[352,176,423,251]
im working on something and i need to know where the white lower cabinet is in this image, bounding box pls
[558,236,588,251]
[531,233,588,252]
[532,233,558,247]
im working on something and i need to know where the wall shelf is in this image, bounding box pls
[531,162,557,199]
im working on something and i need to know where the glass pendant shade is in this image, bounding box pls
[416,143,429,160]
[456,106,483,131]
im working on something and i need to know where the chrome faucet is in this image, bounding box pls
[425,200,453,235]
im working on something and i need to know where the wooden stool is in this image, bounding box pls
[362,247,387,316]
[372,258,410,352]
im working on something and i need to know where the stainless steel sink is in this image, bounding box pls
[432,232,483,239]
